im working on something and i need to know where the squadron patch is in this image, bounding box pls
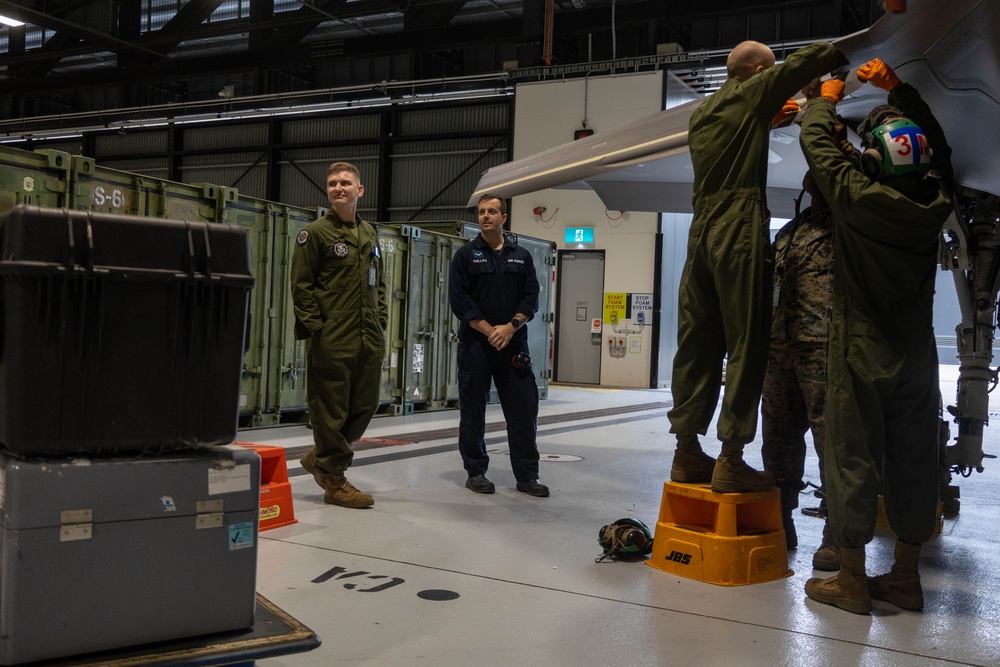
[296,230,309,245]
[334,242,349,258]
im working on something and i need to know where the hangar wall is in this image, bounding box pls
[508,71,664,388]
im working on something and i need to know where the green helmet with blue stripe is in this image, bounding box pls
[857,105,932,178]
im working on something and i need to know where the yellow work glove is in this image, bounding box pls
[771,98,800,128]
[856,58,900,91]
[819,79,845,103]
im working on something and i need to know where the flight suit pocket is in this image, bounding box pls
[845,322,899,381]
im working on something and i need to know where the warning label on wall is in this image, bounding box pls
[603,293,627,324]
[631,293,653,326]
[603,292,653,325]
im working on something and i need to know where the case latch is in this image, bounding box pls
[60,509,93,542]
[196,499,225,529]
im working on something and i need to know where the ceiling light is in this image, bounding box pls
[0,14,25,27]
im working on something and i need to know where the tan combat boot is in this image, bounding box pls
[805,546,871,614]
[812,521,841,571]
[670,435,715,483]
[300,449,325,489]
[869,539,923,611]
[711,445,775,493]
[322,473,375,509]
[301,449,374,508]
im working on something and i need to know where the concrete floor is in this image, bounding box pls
[245,366,1000,667]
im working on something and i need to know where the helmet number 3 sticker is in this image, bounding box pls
[888,126,930,166]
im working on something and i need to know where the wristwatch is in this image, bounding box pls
[510,318,523,330]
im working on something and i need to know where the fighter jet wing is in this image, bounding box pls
[832,0,1000,199]
[466,96,698,209]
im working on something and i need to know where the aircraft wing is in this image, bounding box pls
[466,97,698,209]
[468,0,1000,215]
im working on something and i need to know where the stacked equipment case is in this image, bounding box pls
[0,206,259,664]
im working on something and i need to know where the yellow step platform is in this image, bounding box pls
[646,481,792,586]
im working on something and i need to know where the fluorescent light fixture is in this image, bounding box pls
[0,14,25,27]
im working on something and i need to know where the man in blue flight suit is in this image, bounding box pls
[449,193,549,497]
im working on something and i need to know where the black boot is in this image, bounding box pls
[781,506,797,550]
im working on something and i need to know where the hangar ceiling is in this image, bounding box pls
[0,0,881,127]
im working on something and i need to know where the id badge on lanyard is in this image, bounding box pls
[369,243,381,287]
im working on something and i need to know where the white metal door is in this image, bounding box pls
[555,251,604,384]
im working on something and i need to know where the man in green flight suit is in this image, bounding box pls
[669,40,846,493]
[291,161,388,509]
[801,61,953,614]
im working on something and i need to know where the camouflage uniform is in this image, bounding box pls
[761,206,833,512]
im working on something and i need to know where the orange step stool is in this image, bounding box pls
[234,443,298,531]
[646,481,791,586]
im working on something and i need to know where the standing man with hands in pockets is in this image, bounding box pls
[291,161,387,509]
[449,193,549,498]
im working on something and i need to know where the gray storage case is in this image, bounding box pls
[0,444,260,665]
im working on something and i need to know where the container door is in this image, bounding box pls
[377,226,408,414]
[555,250,605,384]
[513,234,556,399]
[219,195,277,426]
[267,204,321,423]
[401,228,435,411]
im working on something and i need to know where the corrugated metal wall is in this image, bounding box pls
[398,104,508,135]
[95,131,170,156]
[388,137,504,223]
[181,153,269,198]
[387,103,509,223]
[28,98,511,224]
[282,115,382,144]
[184,123,269,150]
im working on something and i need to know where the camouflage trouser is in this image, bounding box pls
[761,341,827,511]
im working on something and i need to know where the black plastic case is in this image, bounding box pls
[0,205,255,455]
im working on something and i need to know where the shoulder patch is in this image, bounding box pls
[296,230,309,245]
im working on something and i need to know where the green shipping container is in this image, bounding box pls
[221,195,324,427]
[69,156,230,221]
[377,225,411,415]
[392,225,466,414]
[0,146,72,212]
